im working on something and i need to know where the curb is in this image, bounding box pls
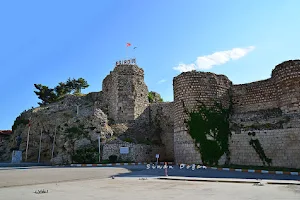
[70,162,175,167]
[158,177,261,184]
[157,177,300,185]
[204,166,299,176]
[176,164,300,176]
[70,162,300,176]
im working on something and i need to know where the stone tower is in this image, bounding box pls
[173,71,232,164]
[102,63,149,123]
[271,60,300,114]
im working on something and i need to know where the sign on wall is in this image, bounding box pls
[116,58,136,66]
[120,147,129,154]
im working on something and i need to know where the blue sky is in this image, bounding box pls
[1,0,300,130]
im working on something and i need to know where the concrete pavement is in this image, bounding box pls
[1,165,300,188]
[1,177,299,200]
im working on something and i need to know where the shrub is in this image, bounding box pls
[71,146,98,164]
[123,138,133,143]
[109,155,118,163]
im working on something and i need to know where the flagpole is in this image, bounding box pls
[38,128,43,163]
[25,116,32,162]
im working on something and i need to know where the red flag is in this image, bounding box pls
[28,120,31,127]
[126,43,131,47]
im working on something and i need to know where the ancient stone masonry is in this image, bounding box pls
[102,65,149,123]
[173,60,300,168]
[4,59,300,168]
[149,102,174,161]
[3,62,174,164]
[173,71,232,164]
[102,140,166,162]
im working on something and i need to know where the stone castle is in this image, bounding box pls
[173,60,300,168]
[1,59,300,168]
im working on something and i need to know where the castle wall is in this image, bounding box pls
[102,65,149,123]
[103,141,165,162]
[149,102,174,161]
[228,60,300,168]
[173,71,232,164]
[229,128,300,168]
[172,60,300,168]
[231,79,278,113]
[102,73,118,121]
[272,60,300,114]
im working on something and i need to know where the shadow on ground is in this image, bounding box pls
[112,165,300,181]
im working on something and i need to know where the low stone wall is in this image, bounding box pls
[102,141,165,162]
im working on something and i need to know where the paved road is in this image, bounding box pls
[1,177,299,200]
[0,167,131,188]
[115,165,300,181]
[0,162,49,168]
[1,165,299,188]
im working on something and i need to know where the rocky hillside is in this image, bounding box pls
[6,93,115,164]
[2,91,171,164]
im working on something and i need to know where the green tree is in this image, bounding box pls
[148,91,163,103]
[34,84,58,105]
[34,77,89,105]
[54,82,71,97]
[73,78,89,94]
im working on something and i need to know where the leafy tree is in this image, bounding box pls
[34,84,58,105]
[148,91,163,103]
[34,77,89,105]
[54,82,71,97]
[72,78,89,94]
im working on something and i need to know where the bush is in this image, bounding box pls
[72,146,98,164]
[123,138,133,143]
[109,155,118,163]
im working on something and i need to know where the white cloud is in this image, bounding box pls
[157,79,167,84]
[173,46,255,72]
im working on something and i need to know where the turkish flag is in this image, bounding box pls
[126,43,131,47]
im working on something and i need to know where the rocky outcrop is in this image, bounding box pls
[2,63,175,164]
[6,93,114,164]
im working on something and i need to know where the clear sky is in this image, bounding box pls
[1,0,300,130]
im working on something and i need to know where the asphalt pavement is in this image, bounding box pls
[1,164,300,182]
[113,165,300,181]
